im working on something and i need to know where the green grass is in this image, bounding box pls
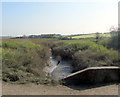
[2,39,53,84]
[70,33,111,39]
[71,34,96,39]
[2,38,119,84]
[2,39,43,49]
[51,39,119,71]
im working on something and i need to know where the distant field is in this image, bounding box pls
[70,33,111,39]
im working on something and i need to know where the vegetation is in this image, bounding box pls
[108,31,119,51]
[50,39,119,72]
[1,39,60,84]
[1,30,119,84]
[69,33,110,39]
[11,33,110,40]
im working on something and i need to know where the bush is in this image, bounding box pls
[51,40,119,72]
[2,39,50,83]
[108,31,120,51]
[72,45,119,71]
[52,40,95,60]
[98,40,109,48]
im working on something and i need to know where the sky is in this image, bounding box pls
[118,2,120,27]
[1,0,119,36]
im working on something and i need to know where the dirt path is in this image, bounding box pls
[2,82,119,95]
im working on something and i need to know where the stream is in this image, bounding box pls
[43,56,73,80]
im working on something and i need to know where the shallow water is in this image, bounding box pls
[49,56,73,80]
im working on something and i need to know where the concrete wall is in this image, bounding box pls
[63,68,120,85]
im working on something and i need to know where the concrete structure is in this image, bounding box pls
[62,66,120,85]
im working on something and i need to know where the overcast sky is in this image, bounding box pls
[1,0,119,36]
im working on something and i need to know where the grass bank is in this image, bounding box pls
[2,39,60,85]
[50,40,120,71]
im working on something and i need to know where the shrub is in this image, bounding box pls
[108,31,120,51]
[2,39,50,83]
[98,40,109,48]
[52,40,95,60]
[72,45,119,71]
[51,40,119,72]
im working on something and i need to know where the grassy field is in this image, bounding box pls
[70,33,111,39]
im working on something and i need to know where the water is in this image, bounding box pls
[49,56,73,80]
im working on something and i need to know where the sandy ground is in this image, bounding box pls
[2,82,119,95]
